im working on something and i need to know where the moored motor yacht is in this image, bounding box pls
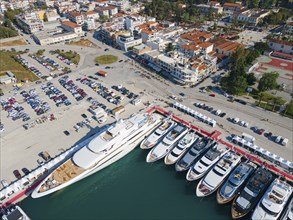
[196,151,242,197]
[251,178,293,220]
[140,118,176,149]
[281,197,293,220]
[175,137,215,172]
[186,143,230,181]
[217,161,257,204]
[231,167,274,219]
[146,124,188,163]
[32,113,162,198]
[164,130,198,165]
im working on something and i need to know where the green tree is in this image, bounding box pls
[99,15,108,23]
[254,42,269,54]
[226,75,248,95]
[258,72,279,92]
[0,25,18,39]
[271,96,285,111]
[43,13,48,22]
[247,0,260,8]
[247,72,257,85]
[165,43,175,52]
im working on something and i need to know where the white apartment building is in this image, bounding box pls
[143,51,199,85]
[125,15,145,30]
[15,15,44,33]
[33,28,79,45]
[108,0,129,11]
[116,35,142,51]
[66,10,84,25]
[235,9,270,25]
[61,20,84,36]
[268,39,293,55]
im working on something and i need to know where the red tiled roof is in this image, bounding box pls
[85,11,97,15]
[198,42,213,49]
[223,3,243,8]
[68,10,82,17]
[62,20,81,28]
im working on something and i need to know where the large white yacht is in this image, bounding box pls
[252,178,293,220]
[164,130,198,165]
[140,118,176,149]
[175,137,215,172]
[146,124,188,163]
[282,197,293,220]
[32,113,162,198]
[186,144,230,181]
[196,151,241,197]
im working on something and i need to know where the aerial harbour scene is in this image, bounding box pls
[0,0,293,219]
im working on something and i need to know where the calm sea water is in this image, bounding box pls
[21,148,238,220]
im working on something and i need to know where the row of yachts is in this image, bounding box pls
[140,118,293,220]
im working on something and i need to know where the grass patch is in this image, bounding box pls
[66,39,98,48]
[256,102,280,112]
[95,55,118,65]
[0,39,27,47]
[55,50,80,65]
[0,50,39,82]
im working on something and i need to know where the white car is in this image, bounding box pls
[170,95,177,100]
[37,159,44,165]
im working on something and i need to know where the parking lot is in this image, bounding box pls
[0,42,292,183]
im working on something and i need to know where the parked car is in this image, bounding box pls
[1,179,8,188]
[64,130,70,136]
[37,159,44,165]
[13,170,22,179]
[257,128,265,135]
[209,93,216,97]
[40,151,51,161]
[22,168,30,175]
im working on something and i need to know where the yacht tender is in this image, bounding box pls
[217,161,257,204]
[32,113,162,198]
[196,151,241,197]
[231,167,274,219]
[164,130,198,165]
[146,124,188,163]
[252,178,292,220]
[175,137,215,172]
[140,118,176,149]
[186,143,230,181]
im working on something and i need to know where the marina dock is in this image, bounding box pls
[0,106,292,208]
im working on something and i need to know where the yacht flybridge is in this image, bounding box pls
[175,137,215,172]
[252,178,292,220]
[217,161,257,204]
[231,167,274,219]
[32,113,162,198]
[186,144,230,181]
[164,130,198,165]
[196,151,242,197]
[146,124,188,163]
[140,118,176,149]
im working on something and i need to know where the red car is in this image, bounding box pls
[209,93,216,97]
[257,128,265,135]
[13,170,22,179]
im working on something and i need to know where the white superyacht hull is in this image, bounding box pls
[32,116,161,198]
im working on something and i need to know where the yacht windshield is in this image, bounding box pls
[260,202,278,217]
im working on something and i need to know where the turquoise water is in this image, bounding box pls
[21,148,236,220]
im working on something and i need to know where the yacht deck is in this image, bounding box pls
[52,160,85,183]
